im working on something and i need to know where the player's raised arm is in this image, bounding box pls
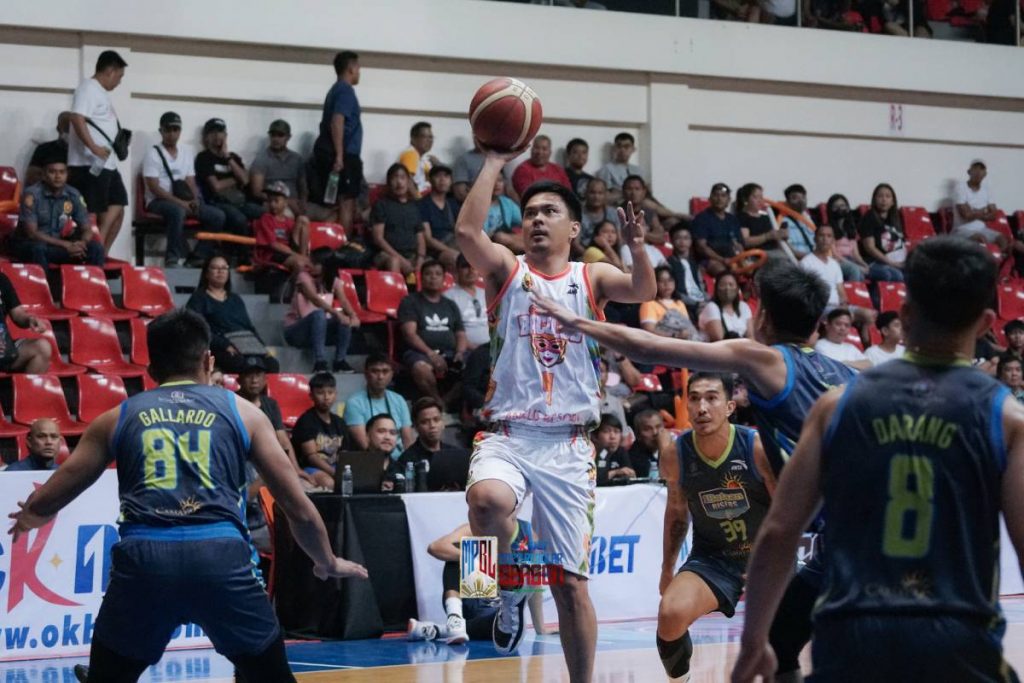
[658,429,689,596]
[1000,395,1024,580]
[8,409,118,541]
[589,202,657,305]
[454,148,519,285]
[731,389,835,683]
[531,294,788,397]
[241,398,368,581]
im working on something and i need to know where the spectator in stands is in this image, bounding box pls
[143,111,226,267]
[312,50,363,235]
[693,183,743,276]
[998,353,1024,402]
[804,0,866,29]
[452,141,517,204]
[577,177,621,254]
[283,248,357,373]
[1005,320,1024,359]
[594,414,632,486]
[235,355,316,488]
[462,343,491,423]
[952,160,1007,249]
[858,183,906,282]
[3,419,60,472]
[865,311,905,366]
[826,193,869,282]
[666,224,707,320]
[712,0,760,20]
[800,224,876,344]
[67,50,127,251]
[484,175,523,252]
[759,0,799,24]
[344,352,415,455]
[511,135,571,197]
[185,255,279,374]
[291,372,346,488]
[0,271,50,374]
[25,111,70,187]
[583,219,625,270]
[984,0,1020,44]
[371,163,424,276]
[780,183,816,259]
[597,357,632,439]
[621,175,666,245]
[195,118,264,241]
[596,132,644,204]
[619,222,667,273]
[390,397,470,491]
[564,138,593,199]
[372,415,405,492]
[869,0,932,36]
[737,182,787,258]
[628,409,663,478]
[699,271,753,341]
[13,150,105,270]
[399,260,468,405]
[419,165,460,271]
[445,254,488,349]
[253,182,310,274]
[250,119,328,220]
[399,122,438,197]
[814,308,871,369]
[640,266,700,340]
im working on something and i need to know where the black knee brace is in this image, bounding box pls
[656,630,693,678]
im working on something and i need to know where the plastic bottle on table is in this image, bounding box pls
[341,464,353,496]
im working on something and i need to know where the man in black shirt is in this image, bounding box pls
[25,112,70,187]
[370,164,423,276]
[628,409,663,478]
[290,372,346,489]
[391,397,470,491]
[194,118,264,237]
[564,138,593,199]
[418,165,460,271]
[593,414,633,486]
[398,260,467,405]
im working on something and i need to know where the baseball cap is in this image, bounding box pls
[265,181,291,198]
[239,355,268,374]
[268,119,291,136]
[710,182,731,195]
[203,118,227,135]
[159,112,182,129]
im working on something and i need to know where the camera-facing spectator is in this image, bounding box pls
[282,247,357,374]
[814,308,871,370]
[698,272,753,341]
[594,414,632,486]
[564,137,593,199]
[399,121,439,197]
[390,397,471,492]
[737,182,787,258]
[195,118,264,238]
[483,175,523,253]
[445,254,488,349]
[577,177,621,254]
[253,182,310,274]
[780,183,816,259]
[693,182,743,276]
[251,119,331,221]
[628,409,663,479]
[640,266,700,340]
[596,132,644,204]
[143,111,226,267]
[344,352,415,456]
[857,183,906,283]
[583,219,625,270]
[1004,320,1024,360]
[666,224,706,319]
[826,193,870,282]
[998,353,1024,402]
[418,165,461,271]
[67,50,128,251]
[291,372,346,488]
[865,311,905,366]
[370,164,424,276]
[25,112,70,187]
[452,141,517,204]
[510,135,571,197]
[952,160,1006,250]
[312,50,363,233]
[800,224,877,342]
[620,175,665,244]
[4,419,60,472]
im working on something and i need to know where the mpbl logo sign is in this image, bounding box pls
[75,524,118,594]
[589,535,640,575]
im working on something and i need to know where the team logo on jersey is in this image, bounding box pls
[698,474,750,520]
[728,459,748,471]
[521,271,533,292]
[161,390,194,405]
[63,200,73,215]
[518,308,583,368]
[567,281,579,296]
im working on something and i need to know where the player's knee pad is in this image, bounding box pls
[656,630,693,678]
[231,635,296,683]
[442,560,460,594]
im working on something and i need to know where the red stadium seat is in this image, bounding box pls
[878,282,906,313]
[0,263,76,320]
[987,210,1013,242]
[335,270,386,324]
[265,373,312,429]
[8,317,88,376]
[842,282,873,310]
[365,270,410,318]
[868,325,883,347]
[901,207,936,245]
[368,184,387,208]
[815,203,829,226]
[129,317,151,366]
[61,265,138,320]
[0,401,28,438]
[12,374,88,435]
[68,316,147,377]
[120,266,175,317]
[689,197,710,215]
[309,222,348,252]
[0,167,21,214]
[998,285,1024,320]
[77,374,128,423]
[632,373,664,392]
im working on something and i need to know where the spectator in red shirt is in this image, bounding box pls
[253,181,310,274]
[510,135,571,197]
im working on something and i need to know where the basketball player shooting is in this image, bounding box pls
[455,143,656,683]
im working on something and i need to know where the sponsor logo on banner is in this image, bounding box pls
[459,536,497,599]
[589,535,641,575]
[498,540,565,591]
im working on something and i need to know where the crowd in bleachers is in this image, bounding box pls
[4,47,1024,526]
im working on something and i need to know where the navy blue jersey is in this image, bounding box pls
[112,382,251,536]
[678,425,770,566]
[748,344,856,475]
[815,358,1009,624]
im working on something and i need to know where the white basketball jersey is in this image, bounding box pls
[483,256,605,428]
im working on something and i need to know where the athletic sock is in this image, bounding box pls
[656,631,693,678]
[445,597,464,618]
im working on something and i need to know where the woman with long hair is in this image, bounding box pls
[826,193,869,282]
[698,271,754,341]
[737,182,787,257]
[639,266,700,340]
[582,219,625,270]
[283,248,360,373]
[857,183,906,282]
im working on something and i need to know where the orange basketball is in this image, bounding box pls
[469,77,543,153]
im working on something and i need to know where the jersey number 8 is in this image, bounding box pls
[882,454,934,559]
[142,428,214,490]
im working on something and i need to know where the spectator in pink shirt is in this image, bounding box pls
[282,248,359,373]
[510,135,571,197]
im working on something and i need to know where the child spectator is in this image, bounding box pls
[291,372,347,488]
[253,181,310,273]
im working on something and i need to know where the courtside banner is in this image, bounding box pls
[0,471,212,661]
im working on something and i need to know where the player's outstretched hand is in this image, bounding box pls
[474,135,526,163]
[730,641,777,683]
[8,500,54,543]
[618,201,647,248]
[531,294,580,329]
[314,557,369,581]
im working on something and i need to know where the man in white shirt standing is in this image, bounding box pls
[444,254,489,349]
[864,311,905,366]
[142,112,227,267]
[952,160,1007,250]
[799,224,876,345]
[67,50,128,252]
[814,308,871,370]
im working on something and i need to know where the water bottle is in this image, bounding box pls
[404,461,415,493]
[340,464,353,497]
[323,172,340,205]
[415,460,429,492]
[89,152,106,177]
[649,458,660,483]
[597,449,608,470]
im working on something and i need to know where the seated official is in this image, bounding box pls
[389,398,470,491]
[4,419,60,472]
[593,414,632,486]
